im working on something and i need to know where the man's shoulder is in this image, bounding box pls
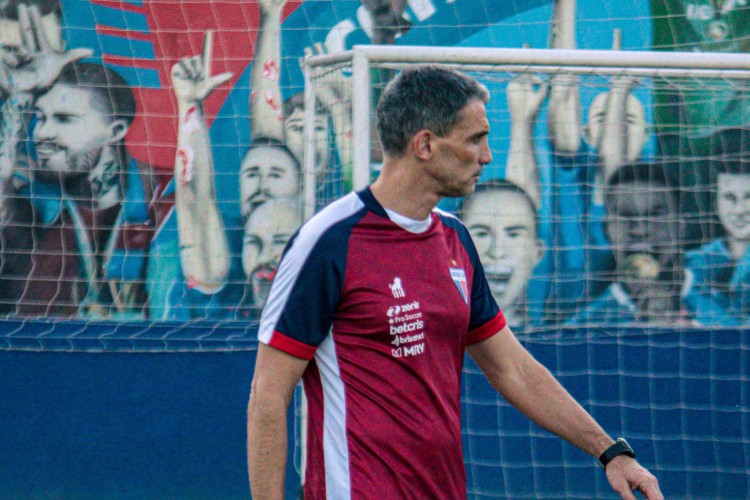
[286,192,368,257]
[303,192,367,233]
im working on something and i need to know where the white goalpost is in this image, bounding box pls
[303,44,750,217]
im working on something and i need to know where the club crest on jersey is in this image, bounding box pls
[450,268,468,304]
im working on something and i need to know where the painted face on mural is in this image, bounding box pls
[32,84,125,183]
[717,173,750,242]
[242,199,302,308]
[585,92,647,163]
[283,107,331,176]
[239,144,301,218]
[462,187,543,315]
[604,181,681,278]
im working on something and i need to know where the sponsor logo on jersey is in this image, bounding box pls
[391,332,425,346]
[389,277,405,298]
[450,268,468,304]
[391,343,425,357]
[385,298,425,358]
[390,319,424,335]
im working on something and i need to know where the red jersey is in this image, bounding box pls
[258,188,505,499]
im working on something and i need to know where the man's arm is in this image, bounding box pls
[467,326,663,500]
[505,74,547,207]
[247,343,309,499]
[303,43,354,191]
[170,31,232,293]
[595,29,644,184]
[250,0,287,143]
[547,0,582,155]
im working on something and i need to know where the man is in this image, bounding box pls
[460,181,544,326]
[240,198,302,312]
[460,73,547,327]
[247,65,662,499]
[250,0,350,194]
[685,157,750,324]
[651,0,750,241]
[0,7,170,318]
[568,162,695,325]
[239,139,301,218]
[144,30,247,321]
[546,0,648,319]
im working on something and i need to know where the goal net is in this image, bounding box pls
[303,45,750,498]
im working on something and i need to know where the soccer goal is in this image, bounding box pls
[302,45,750,498]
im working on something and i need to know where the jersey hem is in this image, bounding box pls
[267,330,317,360]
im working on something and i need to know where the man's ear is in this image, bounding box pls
[411,129,434,161]
[534,238,546,265]
[107,119,129,144]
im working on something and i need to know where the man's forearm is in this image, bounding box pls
[469,329,613,458]
[174,103,230,291]
[247,393,290,499]
[502,355,613,457]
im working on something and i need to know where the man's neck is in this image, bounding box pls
[65,147,124,210]
[370,157,441,220]
[726,237,749,261]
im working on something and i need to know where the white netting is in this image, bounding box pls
[306,48,750,331]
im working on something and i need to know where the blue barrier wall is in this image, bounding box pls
[1,325,748,498]
[0,348,299,499]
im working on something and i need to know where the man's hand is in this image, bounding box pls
[258,0,287,15]
[361,0,411,45]
[607,29,638,93]
[302,43,352,113]
[0,4,91,95]
[507,73,548,124]
[170,31,233,106]
[606,456,663,500]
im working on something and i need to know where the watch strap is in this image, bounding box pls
[598,438,635,469]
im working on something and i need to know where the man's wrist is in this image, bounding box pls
[598,437,635,469]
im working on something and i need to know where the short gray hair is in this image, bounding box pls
[376,64,489,157]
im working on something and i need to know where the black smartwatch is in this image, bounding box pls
[598,438,635,469]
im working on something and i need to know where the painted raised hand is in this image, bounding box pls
[507,73,548,124]
[302,43,352,112]
[170,31,233,106]
[0,4,91,95]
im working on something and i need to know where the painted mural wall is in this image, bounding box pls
[0,0,749,329]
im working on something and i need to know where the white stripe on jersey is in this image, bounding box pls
[258,191,365,345]
[316,332,351,500]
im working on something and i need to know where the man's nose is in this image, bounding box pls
[479,144,492,165]
[627,217,650,238]
[34,120,54,140]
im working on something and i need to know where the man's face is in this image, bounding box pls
[428,99,493,198]
[240,145,301,218]
[586,92,647,163]
[284,107,330,175]
[463,188,543,312]
[604,181,681,278]
[242,199,302,308]
[717,173,750,242]
[33,84,117,182]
